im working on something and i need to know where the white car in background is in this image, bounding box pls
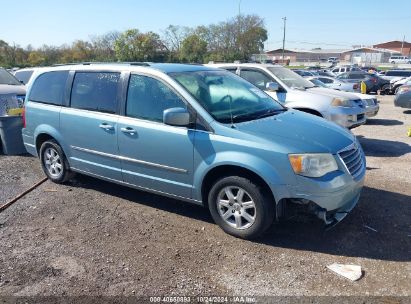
[307,77,379,118]
[207,63,367,128]
[390,76,411,94]
[330,65,362,76]
[388,56,411,64]
[306,76,360,92]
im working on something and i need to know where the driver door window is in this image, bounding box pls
[126,74,187,123]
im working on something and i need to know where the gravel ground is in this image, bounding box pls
[0,95,410,300]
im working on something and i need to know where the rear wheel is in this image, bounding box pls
[208,176,275,239]
[40,140,73,183]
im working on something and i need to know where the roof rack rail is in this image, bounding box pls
[52,61,152,67]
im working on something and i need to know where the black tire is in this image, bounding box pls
[380,84,390,95]
[208,176,275,239]
[39,140,74,183]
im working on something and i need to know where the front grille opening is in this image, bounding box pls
[339,145,364,179]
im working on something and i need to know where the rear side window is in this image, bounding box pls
[70,72,120,114]
[29,71,69,105]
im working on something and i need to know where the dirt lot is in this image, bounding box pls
[0,95,410,300]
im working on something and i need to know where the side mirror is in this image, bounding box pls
[266,82,279,92]
[163,107,190,127]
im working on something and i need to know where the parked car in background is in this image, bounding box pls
[328,57,339,63]
[337,71,389,94]
[330,66,362,76]
[394,82,411,109]
[381,69,411,83]
[317,70,337,77]
[13,68,38,85]
[389,56,411,64]
[0,68,26,154]
[360,66,378,73]
[208,63,367,128]
[22,63,366,239]
[0,68,26,111]
[306,76,359,92]
[293,70,318,77]
[390,76,411,94]
[307,77,379,118]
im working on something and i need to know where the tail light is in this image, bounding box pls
[353,83,359,90]
[22,107,26,128]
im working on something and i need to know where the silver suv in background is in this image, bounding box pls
[208,63,366,128]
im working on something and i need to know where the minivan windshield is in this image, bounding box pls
[0,69,22,85]
[267,66,315,89]
[170,70,286,123]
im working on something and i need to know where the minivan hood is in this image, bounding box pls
[234,110,355,153]
[307,87,359,99]
[0,84,26,95]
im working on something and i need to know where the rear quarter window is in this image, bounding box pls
[29,71,69,105]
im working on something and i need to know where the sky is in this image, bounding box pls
[2,0,411,51]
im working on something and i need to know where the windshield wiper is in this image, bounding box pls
[254,108,287,119]
[232,108,286,122]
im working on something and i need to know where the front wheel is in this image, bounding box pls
[40,140,73,183]
[208,176,275,239]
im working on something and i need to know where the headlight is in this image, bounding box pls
[397,86,410,95]
[331,98,353,107]
[288,153,338,177]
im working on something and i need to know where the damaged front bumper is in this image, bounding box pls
[273,152,366,227]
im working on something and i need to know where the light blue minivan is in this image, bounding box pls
[22,63,366,239]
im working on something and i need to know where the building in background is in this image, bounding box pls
[256,45,401,64]
[341,47,397,64]
[373,41,411,56]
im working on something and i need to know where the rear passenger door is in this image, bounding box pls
[60,71,123,181]
[117,73,194,199]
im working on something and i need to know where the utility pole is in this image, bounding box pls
[238,0,242,16]
[282,17,287,64]
[401,35,405,55]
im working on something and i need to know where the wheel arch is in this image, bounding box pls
[34,125,65,155]
[200,165,275,208]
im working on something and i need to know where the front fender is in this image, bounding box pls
[192,151,294,203]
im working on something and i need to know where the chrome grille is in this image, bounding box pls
[338,143,364,179]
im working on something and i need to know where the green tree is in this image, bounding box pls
[180,34,207,63]
[90,31,120,62]
[28,51,45,66]
[114,29,167,62]
[195,14,267,62]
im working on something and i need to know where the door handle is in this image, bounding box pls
[99,123,114,130]
[121,127,136,134]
